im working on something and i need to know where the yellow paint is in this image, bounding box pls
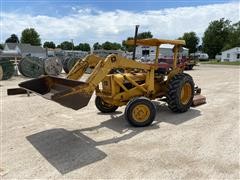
[181,82,192,105]
[132,104,151,122]
[126,38,185,46]
[64,39,187,107]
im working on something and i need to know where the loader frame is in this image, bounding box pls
[64,39,185,106]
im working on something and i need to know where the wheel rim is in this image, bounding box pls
[132,104,150,122]
[180,82,192,105]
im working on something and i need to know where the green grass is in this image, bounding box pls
[200,60,240,65]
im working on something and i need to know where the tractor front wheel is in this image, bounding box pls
[95,96,118,113]
[167,73,194,113]
[125,97,156,127]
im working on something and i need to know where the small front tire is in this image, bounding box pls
[95,96,118,113]
[125,97,156,127]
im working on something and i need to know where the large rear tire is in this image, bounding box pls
[95,96,118,113]
[167,73,194,113]
[125,97,156,127]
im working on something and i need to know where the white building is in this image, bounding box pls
[47,48,62,57]
[63,50,89,58]
[3,43,47,58]
[221,47,240,62]
[93,49,125,58]
[135,44,189,61]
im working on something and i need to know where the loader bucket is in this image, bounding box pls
[18,76,92,110]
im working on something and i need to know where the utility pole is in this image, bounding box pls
[132,25,139,60]
[70,39,74,51]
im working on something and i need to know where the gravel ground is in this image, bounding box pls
[1,64,239,179]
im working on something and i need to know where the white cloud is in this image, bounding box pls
[1,2,239,45]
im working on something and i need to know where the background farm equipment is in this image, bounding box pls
[18,55,63,78]
[0,57,15,80]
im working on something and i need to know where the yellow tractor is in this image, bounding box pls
[9,38,205,127]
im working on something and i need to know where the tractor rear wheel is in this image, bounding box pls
[125,97,156,127]
[95,96,118,113]
[167,73,194,113]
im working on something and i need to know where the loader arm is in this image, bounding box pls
[67,54,103,80]
[85,54,151,90]
[64,54,152,97]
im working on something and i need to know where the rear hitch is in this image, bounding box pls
[192,86,206,106]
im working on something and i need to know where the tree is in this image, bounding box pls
[0,44,3,49]
[20,28,41,45]
[197,45,203,51]
[222,21,240,50]
[75,43,91,51]
[57,41,74,50]
[5,34,19,43]
[178,32,199,53]
[101,41,112,50]
[93,42,102,50]
[202,18,231,58]
[122,31,153,52]
[122,37,134,52]
[137,31,153,39]
[43,41,56,49]
[101,41,122,50]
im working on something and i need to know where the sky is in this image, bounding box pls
[1,0,239,45]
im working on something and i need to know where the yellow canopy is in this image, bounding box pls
[126,38,185,46]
